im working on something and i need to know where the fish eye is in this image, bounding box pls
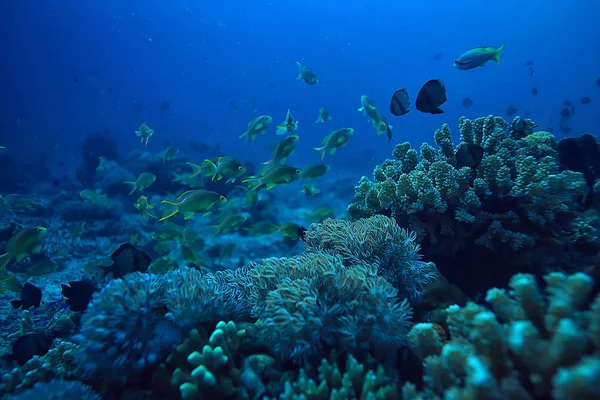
[220,196,226,200]
[296,169,301,174]
[238,166,244,170]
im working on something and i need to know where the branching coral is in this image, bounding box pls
[170,321,246,400]
[404,271,600,399]
[347,115,589,294]
[303,215,438,301]
[280,353,400,399]
[243,252,413,363]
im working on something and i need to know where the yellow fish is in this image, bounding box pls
[135,122,154,146]
[243,165,302,190]
[239,115,273,142]
[314,128,354,159]
[0,227,47,269]
[134,195,157,219]
[123,172,156,195]
[159,189,227,221]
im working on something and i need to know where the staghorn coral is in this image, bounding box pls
[347,115,589,295]
[280,353,400,399]
[404,271,600,400]
[303,215,438,301]
[243,252,413,363]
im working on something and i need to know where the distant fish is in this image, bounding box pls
[532,87,538,95]
[61,280,98,312]
[6,332,54,366]
[528,67,534,77]
[455,143,484,169]
[134,103,146,112]
[506,106,517,117]
[416,79,447,114]
[597,77,600,87]
[102,243,152,278]
[296,61,318,85]
[524,60,535,66]
[432,52,442,60]
[461,97,474,108]
[11,282,42,310]
[389,88,410,116]
[160,101,171,112]
[563,100,573,107]
[560,107,573,119]
[582,96,592,104]
[559,118,571,134]
[454,45,505,70]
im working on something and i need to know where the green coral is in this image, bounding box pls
[280,354,400,399]
[347,115,587,263]
[404,271,600,400]
[171,321,246,400]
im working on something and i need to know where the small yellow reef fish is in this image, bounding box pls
[123,172,157,195]
[315,106,331,123]
[243,165,302,190]
[263,135,299,165]
[134,195,157,219]
[0,227,47,268]
[135,122,154,146]
[301,163,330,179]
[159,189,227,221]
[296,61,318,85]
[0,194,42,213]
[357,95,382,125]
[152,223,185,240]
[79,189,109,206]
[244,221,281,236]
[300,183,320,198]
[304,204,336,222]
[206,214,248,236]
[201,156,246,183]
[277,222,306,239]
[276,109,299,136]
[239,115,273,142]
[314,128,354,159]
[158,145,179,163]
[180,244,205,267]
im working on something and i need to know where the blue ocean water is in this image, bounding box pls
[3,1,598,178]
[2,2,600,398]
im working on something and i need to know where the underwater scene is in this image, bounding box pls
[1,1,600,399]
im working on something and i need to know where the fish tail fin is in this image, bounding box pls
[239,132,249,142]
[357,106,364,113]
[243,177,263,191]
[186,162,204,178]
[0,253,12,269]
[161,199,179,206]
[10,300,22,309]
[494,44,505,65]
[296,61,302,79]
[261,159,273,166]
[158,207,179,222]
[123,181,137,195]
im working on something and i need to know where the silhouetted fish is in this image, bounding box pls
[506,106,517,117]
[103,243,152,278]
[61,280,99,312]
[531,87,538,95]
[6,332,54,365]
[528,67,534,77]
[432,52,442,60]
[11,282,42,310]
[455,143,484,168]
[461,97,473,108]
[134,103,146,112]
[524,60,535,66]
[160,101,171,112]
[416,79,447,114]
[582,97,592,105]
[390,88,410,116]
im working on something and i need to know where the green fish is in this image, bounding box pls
[0,227,47,268]
[263,135,299,165]
[239,115,273,142]
[296,61,318,85]
[160,189,227,221]
[123,172,157,195]
[454,45,505,70]
[315,106,331,123]
[314,128,354,159]
[243,165,302,190]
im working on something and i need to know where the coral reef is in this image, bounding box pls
[303,215,438,301]
[404,271,600,399]
[6,379,100,400]
[242,252,413,363]
[347,116,590,294]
